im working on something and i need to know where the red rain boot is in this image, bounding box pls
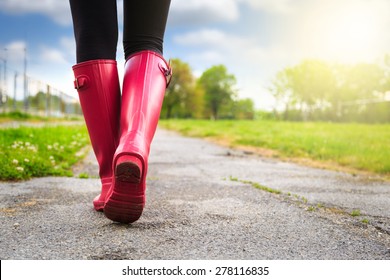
[72,60,121,211]
[104,51,171,223]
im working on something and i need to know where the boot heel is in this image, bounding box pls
[104,193,144,224]
[115,155,143,184]
[104,154,145,223]
[104,178,145,224]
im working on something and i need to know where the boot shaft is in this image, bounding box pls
[119,51,171,150]
[72,59,121,179]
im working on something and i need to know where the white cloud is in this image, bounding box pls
[58,36,77,64]
[40,47,68,65]
[174,29,227,47]
[0,0,295,29]
[5,41,26,52]
[168,0,296,26]
[184,51,224,69]
[238,0,295,14]
[60,37,75,55]
[4,41,27,65]
[173,29,283,108]
[0,0,71,25]
[169,0,239,25]
[174,29,271,64]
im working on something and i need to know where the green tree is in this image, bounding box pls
[162,58,201,118]
[332,62,387,121]
[198,65,237,120]
[232,98,255,120]
[29,91,46,111]
[269,68,297,120]
[270,60,335,120]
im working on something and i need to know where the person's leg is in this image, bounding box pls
[104,0,171,223]
[69,0,121,211]
[69,0,118,62]
[123,0,171,59]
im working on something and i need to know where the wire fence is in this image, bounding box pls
[0,63,81,117]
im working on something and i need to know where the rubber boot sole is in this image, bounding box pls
[104,156,144,223]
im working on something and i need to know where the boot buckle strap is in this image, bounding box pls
[74,76,88,90]
[159,61,173,88]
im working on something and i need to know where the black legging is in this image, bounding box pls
[69,0,171,63]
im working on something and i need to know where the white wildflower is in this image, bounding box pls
[16,167,24,172]
[12,159,18,165]
[47,145,52,150]
[24,158,30,163]
[27,145,38,152]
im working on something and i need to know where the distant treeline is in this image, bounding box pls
[162,57,390,122]
[269,57,390,123]
[3,91,82,116]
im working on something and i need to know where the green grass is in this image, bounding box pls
[350,209,361,217]
[0,111,47,120]
[228,176,282,194]
[0,111,83,123]
[0,125,89,180]
[160,119,390,176]
[78,172,90,179]
[240,179,282,194]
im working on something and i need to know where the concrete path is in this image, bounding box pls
[1,128,389,259]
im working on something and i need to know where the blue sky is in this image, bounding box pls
[1,0,389,109]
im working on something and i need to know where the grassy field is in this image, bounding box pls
[160,119,390,177]
[0,111,82,124]
[0,125,89,180]
[2,116,389,180]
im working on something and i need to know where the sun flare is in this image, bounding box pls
[325,6,380,59]
[302,0,388,63]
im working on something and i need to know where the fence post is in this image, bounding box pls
[60,92,65,116]
[0,70,3,113]
[46,84,51,117]
[24,77,29,113]
[13,72,17,111]
[0,62,2,111]
[3,56,7,113]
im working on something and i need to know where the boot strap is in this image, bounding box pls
[74,76,89,90]
[159,61,173,88]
